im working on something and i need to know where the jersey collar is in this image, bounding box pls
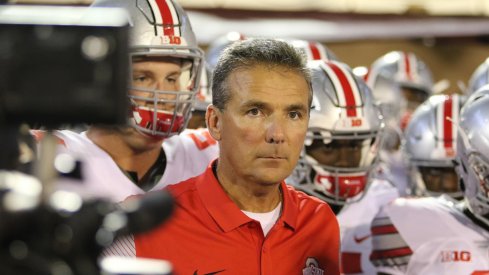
[196,159,298,233]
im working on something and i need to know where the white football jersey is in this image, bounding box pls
[339,178,400,275]
[46,129,218,202]
[386,196,489,275]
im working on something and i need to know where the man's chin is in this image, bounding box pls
[139,131,166,141]
[124,126,166,141]
[253,171,290,186]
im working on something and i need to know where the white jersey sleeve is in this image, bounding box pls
[339,179,399,275]
[157,128,218,189]
[385,196,489,275]
[46,129,218,202]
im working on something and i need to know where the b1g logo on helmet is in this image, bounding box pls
[163,35,181,45]
[151,35,186,45]
[302,257,324,275]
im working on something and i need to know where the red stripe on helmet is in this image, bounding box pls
[329,62,357,117]
[443,96,454,151]
[308,42,321,60]
[363,67,371,82]
[403,53,413,81]
[156,0,175,36]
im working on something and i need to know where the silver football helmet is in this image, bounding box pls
[368,51,434,127]
[205,31,247,73]
[467,57,489,95]
[92,0,203,137]
[369,51,434,96]
[456,85,489,226]
[290,60,384,206]
[404,94,465,199]
[193,63,211,112]
[364,70,406,151]
[193,31,247,112]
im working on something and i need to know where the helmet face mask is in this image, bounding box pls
[302,130,381,205]
[92,0,204,137]
[291,60,384,206]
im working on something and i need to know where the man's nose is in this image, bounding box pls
[155,81,177,100]
[266,116,285,144]
[335,148,359,167]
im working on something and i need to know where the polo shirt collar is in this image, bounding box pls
[196,159,298,232]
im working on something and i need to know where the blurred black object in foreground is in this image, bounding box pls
[0,5,174,275]
[0,5,129,128]
[0,174,174,275]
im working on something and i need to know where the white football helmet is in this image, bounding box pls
[467,57,489,95]
[456,85,489,226]
[290,60,384,206]
[283,39,339,61]
[92,0,203,137]
[404,94,465,199]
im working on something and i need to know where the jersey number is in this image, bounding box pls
[187,131,217,150]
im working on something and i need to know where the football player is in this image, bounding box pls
[287,60,398,274]
[370,87,489,274]
[33,0,218,202]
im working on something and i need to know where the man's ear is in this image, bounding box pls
[206,105,222,141]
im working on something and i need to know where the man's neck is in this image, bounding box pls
[86,127,164,180]
[214,162,282,213]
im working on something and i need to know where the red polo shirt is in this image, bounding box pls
[135,161,340,275]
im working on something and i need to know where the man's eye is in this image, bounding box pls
[289,111,302,119]
[248,108,260,116]
[133,76,147,82]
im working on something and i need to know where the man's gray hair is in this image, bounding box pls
[211,38,312,110]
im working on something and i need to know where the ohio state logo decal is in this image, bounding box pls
[302,257,324,275]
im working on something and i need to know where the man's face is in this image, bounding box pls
[401,87,428,112]
[217,64,310,185]
[131,56,184,112]
[187,110,207,129]
[419,166,460,195]
[127,56,197,139]
[121,56,187,147]
[306,137,366,168]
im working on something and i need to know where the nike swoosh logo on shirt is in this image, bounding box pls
[193,269,225,275]
[354,234,371,243]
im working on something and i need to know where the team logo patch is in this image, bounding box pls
[302,257,324,275]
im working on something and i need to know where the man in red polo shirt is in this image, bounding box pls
[135,39,340,274]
